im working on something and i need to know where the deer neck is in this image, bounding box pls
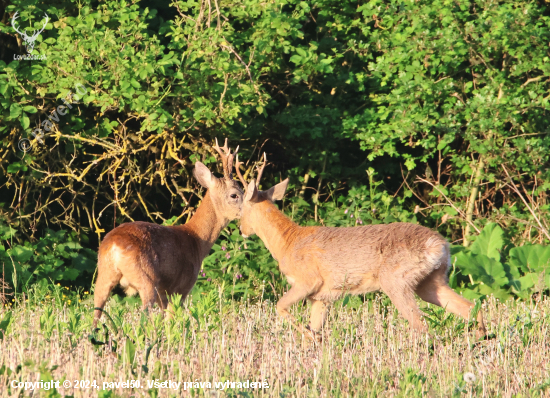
[184,191,227,259]
[252,201,300,262]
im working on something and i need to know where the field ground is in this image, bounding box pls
[1,290,550,397]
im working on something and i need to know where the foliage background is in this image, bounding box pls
[0,0,549,299]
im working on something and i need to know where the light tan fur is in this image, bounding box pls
[237,168,486,340]
[93,140,243,328]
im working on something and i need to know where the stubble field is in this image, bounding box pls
[1,289,550,397]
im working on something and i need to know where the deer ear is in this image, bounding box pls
[244,180,259,202]
[194,162,215,189]
[264,178,289,202]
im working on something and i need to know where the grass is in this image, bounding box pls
[0,286,550,397]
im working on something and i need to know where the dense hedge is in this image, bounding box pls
[1,0,549,294]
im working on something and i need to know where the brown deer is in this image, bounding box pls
[93,139,243,327]
[235,155,486,340]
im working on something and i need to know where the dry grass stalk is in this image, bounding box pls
[0,295,549,397]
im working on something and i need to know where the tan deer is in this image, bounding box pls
[235,155,486,340]
[93,139,243,327]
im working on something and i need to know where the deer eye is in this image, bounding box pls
[230,194,238,199]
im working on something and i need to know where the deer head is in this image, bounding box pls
[193,138,244,223]
[235,152,289,237]
[12,12,49,54]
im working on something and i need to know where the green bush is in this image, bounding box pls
[451,223,550,301]
[0,222,96,294]
[1,0,549,297]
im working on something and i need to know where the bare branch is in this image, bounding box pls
[501,165,550,241]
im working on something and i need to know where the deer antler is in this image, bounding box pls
[235,152,268,189]
[234,154,247,187]
[11,12,49,53]
[213,138,238,181]
[28,13,49,41]
[255,152,267,188]
[11,12,24,36]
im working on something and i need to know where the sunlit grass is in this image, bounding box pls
[1,289,550,397]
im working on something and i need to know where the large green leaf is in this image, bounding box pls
[517,273,539,291]
[454,252,508,289]
[8,245,34,263]
[469,223,505,261]
[62,268,80,281]
[21,113,30,130]
[509,245,550,274]
[461,284,511,301]
[72,255,96,273]
[508,272,542,299]
[9,103,21,119]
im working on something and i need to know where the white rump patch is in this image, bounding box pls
[425,237,446,269]
[110,243,126,274]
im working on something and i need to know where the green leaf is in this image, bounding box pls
[21,113,30,130]
[517,273,539,291]
[0,82,8,96]
[123,338,136,366]
[342,296,349,307]
[7,162,28,173]
[0,312,12,340]
[64,241,83,250]
[509,245,550,273]
[289,55,302,64]
[23,106,37,113]
[454,252,508,289]
[0,224,16,240]
[9,103,21,119]
[404,159,416,170]
[9,245,34,263]
[62,268,80,281]
[469,223,504,261]
[72,255,96,273]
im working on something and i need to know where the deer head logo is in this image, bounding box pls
[11,12,49,54]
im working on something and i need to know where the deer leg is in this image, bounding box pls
[308,299,329,332]
[176,277,197,303]
[138,282,158,313]
[380,278,427,333]
[307,299,329,342]
[416,269,486,338]
[166,277,197,319]
[156,292,169,311]
[93,266,121,329]
[276,286,317,340]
